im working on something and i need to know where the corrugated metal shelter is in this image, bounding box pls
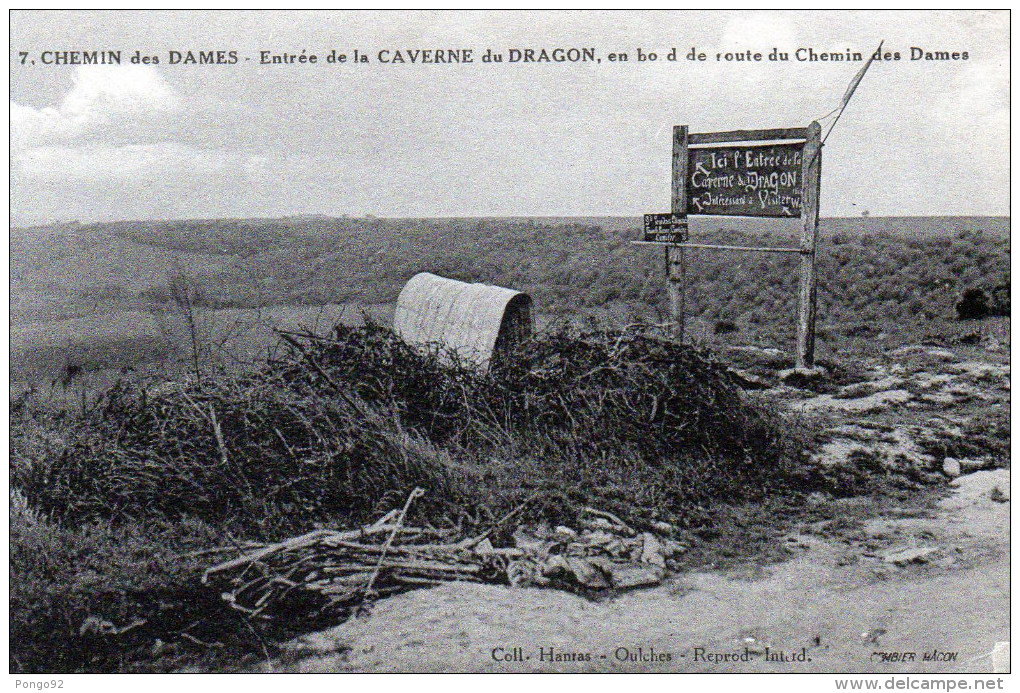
[393,273,533,369]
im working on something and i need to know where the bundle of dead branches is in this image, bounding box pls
[20,320,806,540]
[272,321,801,510]
[203,491,686,625]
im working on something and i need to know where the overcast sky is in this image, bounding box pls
[9,10,1009,225]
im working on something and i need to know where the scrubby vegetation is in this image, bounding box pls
[15,217,1009,334]
[12,322,822,672]
[10,492,239,673]
[123,219,1008,335]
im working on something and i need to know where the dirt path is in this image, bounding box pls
[273,469,1009,674]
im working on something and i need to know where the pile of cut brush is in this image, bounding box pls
[17,320,809,540]
[270,321,803,513]
[202,488,685,626]
[273,321,776,460]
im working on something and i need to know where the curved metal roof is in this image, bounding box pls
[393,272,532,369]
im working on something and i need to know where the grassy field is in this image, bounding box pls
[8,214,1010,672]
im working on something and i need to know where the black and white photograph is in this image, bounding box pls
[8,10,1010,683]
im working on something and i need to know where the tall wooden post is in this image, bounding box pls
[667,125,688,341]
[796,121,822,369]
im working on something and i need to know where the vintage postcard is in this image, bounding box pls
[9,10,1010,685]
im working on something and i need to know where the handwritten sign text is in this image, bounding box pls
[687,144,804,217]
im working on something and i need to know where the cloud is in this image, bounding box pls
[10,65,247,206]
[11,65,181,151]
[16,142,233,184]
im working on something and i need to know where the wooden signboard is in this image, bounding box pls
[635,123,823,370]
[687,143,804,218]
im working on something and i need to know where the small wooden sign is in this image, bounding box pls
[687,143,804,218]
[642,213,689,243]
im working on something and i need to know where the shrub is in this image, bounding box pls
[990,283,1010,316]
[714,319,739,335]
[956,287,990,320]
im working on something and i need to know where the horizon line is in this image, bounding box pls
[10,213,1012,230]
